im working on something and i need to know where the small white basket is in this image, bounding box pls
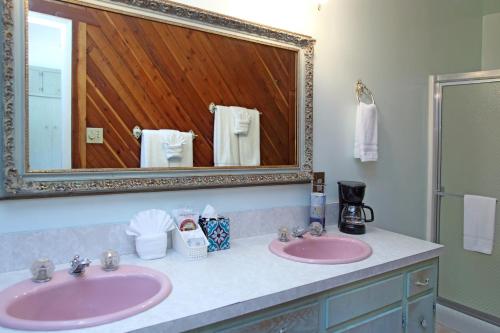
[172,224,208,260]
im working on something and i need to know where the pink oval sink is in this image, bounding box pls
[0,265,172,331]
[269,234,372,264]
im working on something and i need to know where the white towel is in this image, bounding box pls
[161,130,186,160]
[161,130,193,168]
[232,107,251,135]
[354,102,378,162]
[140,130,169,168]
[214,106,240,167]
[463,195,497,254]
[238,108,260,166]
[140,130,193,168]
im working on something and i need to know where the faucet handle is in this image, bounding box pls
[309,222,324,236]
[31,258,55,283]
[101,249,120,271]
[278,227,290,242]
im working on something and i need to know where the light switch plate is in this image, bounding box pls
[86,128,104,144]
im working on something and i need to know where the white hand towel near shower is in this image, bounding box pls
[354,102,378,162]
[463,194,497,254]
[238,108,260,166]
[140,130,169,168]
[163,130,193,168]
[214,106,240,166]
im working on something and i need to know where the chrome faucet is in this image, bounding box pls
[292,227,308,238]
[69,255,91,276]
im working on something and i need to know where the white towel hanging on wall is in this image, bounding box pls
[354,102,378,162]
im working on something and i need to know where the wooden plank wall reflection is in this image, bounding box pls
[30,0,298,169]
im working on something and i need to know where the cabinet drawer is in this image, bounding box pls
[217,302,320,333]
[407,293,435,333]
[407,265,436,297]
[333,307,403,333]
[326,274,404,328]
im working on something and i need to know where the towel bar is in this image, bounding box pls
[132,126,198,140]
[208,102,262,115]
[355,80,375,104]
[436,191,499,204]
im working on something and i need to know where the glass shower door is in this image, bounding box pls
[437,79,500,325]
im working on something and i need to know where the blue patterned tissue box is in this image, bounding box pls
[198,217,230,252]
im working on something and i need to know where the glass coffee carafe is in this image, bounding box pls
[340,204,374,225]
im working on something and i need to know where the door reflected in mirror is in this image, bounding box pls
[28,10,72,170]
[26,0,299,172]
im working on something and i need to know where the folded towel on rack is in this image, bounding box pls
[161,130,186,160]
[161,130,193,168]
[354,102,378,162]
[140,130,169,168]
[140,130,193,168]
[238,108,260,166]
[463,195,496,254]
[232,107,251,135]
[214,106,240,167]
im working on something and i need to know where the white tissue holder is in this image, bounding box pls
[135,233,168,260]
[172,224,208,260]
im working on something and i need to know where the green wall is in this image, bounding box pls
[483,0,500,15]
[312,0,483,237]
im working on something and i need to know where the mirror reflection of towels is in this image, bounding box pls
[140,130,193,168]
[232,108,251,135]
[162,130,193,167]
[214,106,240,167]
[161,130,186,160]
[213,105,260,167]
[237,108,260,166]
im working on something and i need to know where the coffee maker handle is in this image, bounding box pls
[362,205,374,222]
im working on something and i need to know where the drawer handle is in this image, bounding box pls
[415,278,430,286]
[420,318,428,328]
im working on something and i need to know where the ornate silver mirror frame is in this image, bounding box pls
[1,0,315,197]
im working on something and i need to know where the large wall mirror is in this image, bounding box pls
[1,0,315,196]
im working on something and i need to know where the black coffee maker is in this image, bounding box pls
[337,181,374,234]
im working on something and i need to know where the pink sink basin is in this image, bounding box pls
[0,265,172,331]
[269,234,372,264]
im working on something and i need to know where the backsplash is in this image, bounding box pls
[0,204,338,273]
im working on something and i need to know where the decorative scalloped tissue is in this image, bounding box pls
[126,209,175,260]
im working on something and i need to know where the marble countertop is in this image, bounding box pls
[0,227,443,333]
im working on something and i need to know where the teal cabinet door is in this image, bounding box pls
[217,302,320,333]
[407,293,435,333]
[334,307,403,333]
[326,275,403,328]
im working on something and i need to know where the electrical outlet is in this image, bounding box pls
[86,128,104,144]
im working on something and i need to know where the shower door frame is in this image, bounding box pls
[427,69,500,326]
